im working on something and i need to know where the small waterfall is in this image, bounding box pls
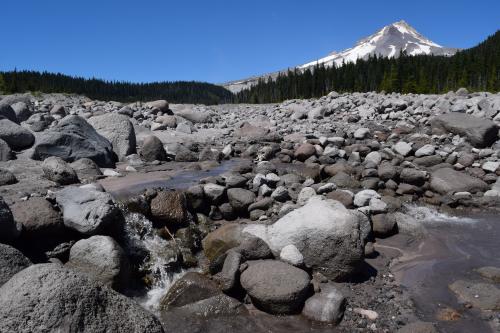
[402,204,477,225]
[122,212,194,314]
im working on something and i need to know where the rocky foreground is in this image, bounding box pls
[0,89,500,332]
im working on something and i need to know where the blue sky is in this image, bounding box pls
[1,0,498,83]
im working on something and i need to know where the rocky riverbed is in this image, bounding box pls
[0,89,499,332]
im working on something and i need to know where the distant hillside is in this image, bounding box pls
[0,70,234,105]
[235,30,500,103]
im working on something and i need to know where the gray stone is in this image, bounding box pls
[55,186,122,235]
[215,250,241,292]
[0,264,164,333]
[0,197,21,242]
[431,113,498,147]
[160,272,220,310]
[240,260,311,314]
[227,188,255,213]
[430,168,489,194]
[392,141,412,156]
[88,113,136,161]
[397,322,438,333]
[42,156,79,185]
[399,168,427,185]
[66,235,130,291]
[0,118,35,150]
[150,190,188,227]
[203,183,226,204]
[0,102,17,123]
[71,158,103,181]
[32,116,115,167]
[244,197,364,280]
[279,244,304,266]
[10,102,32,122]
[49,104,66,116]
[0,168,17,185]
[414,144,435,157]
[354,189,380,207]
[302,284,346,323]
[140,135,167,161]
[0,138,12,161]
[0,243,31,287]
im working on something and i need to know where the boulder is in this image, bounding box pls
[399,168,427,186]
[55,187,122,235]
[150,190,188,227]
[227,188,256,213]
[0,168,17,185]
[88,113,136,161]
[431,113,498,147]
[202,224,243,262]
[42,156,79,185]
[140,135,167,161]
[31,115,115,167]
[430,168,488,194]
[10,197,65,241]
[10,102,32,122]
[0,197,21,243]
[302,284,346,323]
[160,272,220,310]
[243,197,364,280]
[71,158,103,181]
[294,143,316,162]
[0,243,31,287]
[0,264,164,333]
[0,138,12,161]
[66,236,130,291]
[203,183,226,204]
[392,141,412,156]
[215,250,242,292]
[145,100,170,113]
[49,104,66,117]
[176,110,213,123]
[0,102,18,123]
[240,260,311,314]
[0,118,35,150]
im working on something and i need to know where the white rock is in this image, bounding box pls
[354,128,370,139]
[392,141,413,157]
[318,183,337,194]
[280,244,304,266]
[414,144,435,157]
[354,190,380,207]
[482,161,500,173]
[364,151,382,165]
[102,169,122,177]
[297,187,316,205]
[368,198,387,213]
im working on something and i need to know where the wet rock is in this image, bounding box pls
[0,118,35,150]
[397,322,438,333]
[240,260,311,314]
[160,272,220,310]
[0,243,31,287]
[449,280,500,310]
[0,138,12,161]
[0,197,21,243]
[476,266,500,282]
[32,115,115,167]
[88,113,137,161]
[431,113,498,147]
[140,135,167,162]
[202,224,243,262]
[215,250,242,292]
[150,190,188,227]
[0,264,164,333]
[10,197,64,242]
[430,168,488,194]
[0,168,17,185]
[302,284,346,324]
[227,188,255,213]
[234,236,273,261]
[55,186,122,235]
[66,235,130,291]
[244,197,364,281]
[371,213,397,237]
[42,156,79,185]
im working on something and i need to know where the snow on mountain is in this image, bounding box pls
[223,20,457,93]
[298,20,457,70]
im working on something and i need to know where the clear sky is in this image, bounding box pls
[1,0,498,83]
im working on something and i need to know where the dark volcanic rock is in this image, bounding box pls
[431,113,498,147]
[0,243,31,287]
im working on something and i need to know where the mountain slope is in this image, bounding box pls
[224,20,457,93]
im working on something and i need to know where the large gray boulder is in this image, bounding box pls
[0,243,31,287]
[240,260,311,314]
[140,135,167,161]
[42,156,79,185]
[431,113,498,147]
[88,113,136,161]
[145,100,170,113]
[66,236,130,291]
[0,264,164,333]
[10,197,65,241]
[0,118,35,150]
[302,284,346,323]
[430,168,489,194]
[0,138,12,161]
[10,102,32,122]
[0,102,18,123]
[0,197,21,243]
[31,115,115,167]
[55,187,122,235]
[243,196,364,280]
[227,188,256,213]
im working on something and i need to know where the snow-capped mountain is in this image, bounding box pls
[223,20,457,93]
[299,20,457,70]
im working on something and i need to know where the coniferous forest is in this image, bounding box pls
[235,30,500,103]
[0,31,499,104]
[0,71,233,105]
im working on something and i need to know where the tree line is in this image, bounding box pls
[235,30,500,103]
[0,70,233,105]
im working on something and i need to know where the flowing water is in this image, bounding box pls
[386,206,500,333]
